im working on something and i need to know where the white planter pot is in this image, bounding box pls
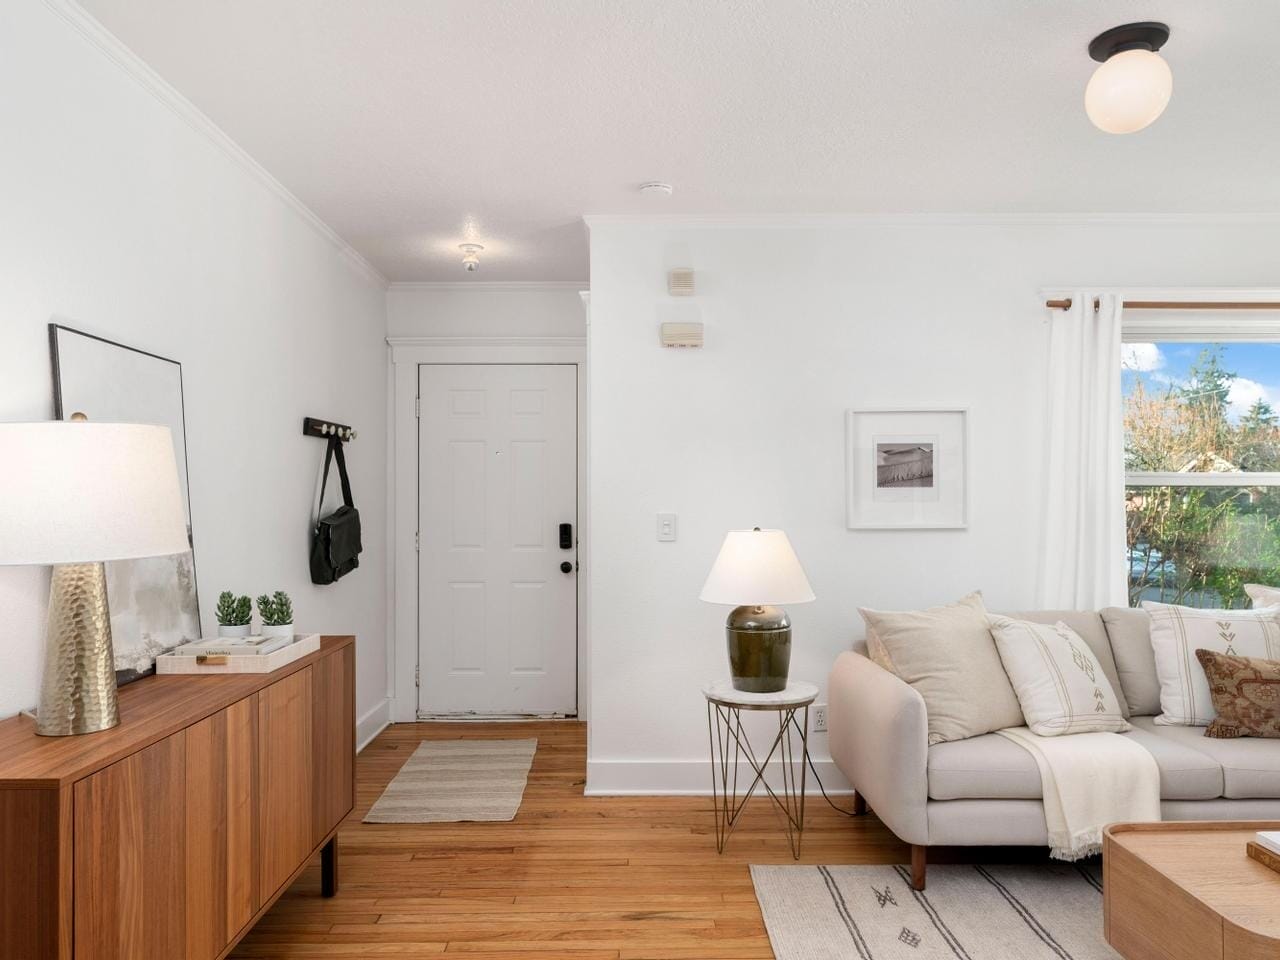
[261,622,293,639]
[218,623,252,638]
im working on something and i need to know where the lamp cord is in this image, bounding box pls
[804,750,864,817]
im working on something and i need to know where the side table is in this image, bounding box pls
[703,679,818,859]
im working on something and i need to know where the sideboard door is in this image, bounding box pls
[185,696,258,960]
[73,735,186,960]
[258,666,315,897]
[312,643,355,844]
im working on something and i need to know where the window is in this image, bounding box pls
[1124,339,1280,608]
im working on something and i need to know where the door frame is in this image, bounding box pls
[388,335,588,723]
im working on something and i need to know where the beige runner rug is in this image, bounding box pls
[364,738,537,823]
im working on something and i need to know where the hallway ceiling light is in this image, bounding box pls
[459,243,484,272]
[1085,22,1172,134]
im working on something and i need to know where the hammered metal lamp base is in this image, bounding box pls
[36,562,119,736]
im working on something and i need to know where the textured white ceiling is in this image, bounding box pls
[77,0,1280,281]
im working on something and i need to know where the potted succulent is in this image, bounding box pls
[215,591,253,638]
[257,591,294,639]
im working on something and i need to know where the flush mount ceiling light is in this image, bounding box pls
[459,243,484,272]
[1085,22,1172,134]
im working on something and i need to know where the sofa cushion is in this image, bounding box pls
[1101,606,1161,716]
[1121,719,1223,800]
[989,615,1129,735]
[928,734,1042,800]
[1129,716,1280,799]
[1008,610,1129,719]
[928,724,1224,801]
[860,593,1024,745]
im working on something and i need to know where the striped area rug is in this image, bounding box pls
[364,738,537,823]
[751,862,1118,959]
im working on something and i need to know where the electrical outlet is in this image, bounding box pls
[813,704,828,733]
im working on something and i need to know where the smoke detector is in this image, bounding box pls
[459,243,484,272]
[639,181,673,197]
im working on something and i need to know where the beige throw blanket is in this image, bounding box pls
[997,726,1160,861]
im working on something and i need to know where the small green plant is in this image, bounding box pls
[257,591,294,627]
[215,591,252,626]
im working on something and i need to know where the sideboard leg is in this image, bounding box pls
[321,836,339,897]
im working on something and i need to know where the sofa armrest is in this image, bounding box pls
[827,651,929,845]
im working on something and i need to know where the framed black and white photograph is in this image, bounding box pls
[846,408,968,528]
[49,323,200,683]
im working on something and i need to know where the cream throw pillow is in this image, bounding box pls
[1143,600,1280,726]
[859,593,1023,745]
[988,615,1129,736]
[1245,583,1280,608]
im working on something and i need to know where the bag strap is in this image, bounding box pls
[317,436,337,523]
[331,434,354,507]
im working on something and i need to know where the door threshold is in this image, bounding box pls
[415,712,576,721]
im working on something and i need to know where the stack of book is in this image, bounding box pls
[1247,830,1280,875]
[156,633,321,674]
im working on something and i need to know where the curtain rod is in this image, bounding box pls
[1045,298,1280,311]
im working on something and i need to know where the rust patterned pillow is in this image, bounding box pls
[1195,649,1280,738]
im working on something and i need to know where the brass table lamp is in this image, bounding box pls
[699,528,815,693]
[0,421,190,735]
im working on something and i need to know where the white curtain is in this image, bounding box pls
[1037,293,1128,609]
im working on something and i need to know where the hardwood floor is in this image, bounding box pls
[230,719,908,959]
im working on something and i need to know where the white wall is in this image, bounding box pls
[387,282,587,339]
[585,217,1280,793]
[0,0,390,735]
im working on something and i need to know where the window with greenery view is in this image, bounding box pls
[1125,341,1280,608]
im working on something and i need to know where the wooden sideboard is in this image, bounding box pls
[0,635,355,960]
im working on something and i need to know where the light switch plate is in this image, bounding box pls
[656,513,677,542]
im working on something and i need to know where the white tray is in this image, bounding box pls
[155,634,321,674]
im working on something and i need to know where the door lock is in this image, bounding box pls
[559,522,573,550]
[560,561,573,574]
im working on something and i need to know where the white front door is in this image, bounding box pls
[417,364,578,716]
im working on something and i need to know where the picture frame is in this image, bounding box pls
[49,323,201,683]
[846,407,969,529]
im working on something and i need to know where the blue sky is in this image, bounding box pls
[1122,341,1280,421]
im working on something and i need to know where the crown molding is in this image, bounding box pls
[387,281,588,292]
[42,0,387,289]
[583,212,1280,229]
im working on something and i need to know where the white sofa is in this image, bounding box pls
[827,607,1280,889]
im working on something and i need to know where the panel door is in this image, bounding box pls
[74,736,186,960]
[312,645,355,846]
[258,667,314,898]
[418,364,578,715]
[185,697,257,960]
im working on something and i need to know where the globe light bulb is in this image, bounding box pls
[1085,48,1172,134]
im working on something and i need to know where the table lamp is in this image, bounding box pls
[699,528,815,692]
[0,421,190,735]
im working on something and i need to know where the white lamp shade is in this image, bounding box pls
[1085,48,1172,134]
[0,422,190,565]
[699,529,815,606]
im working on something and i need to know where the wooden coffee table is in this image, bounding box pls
[1104,821,1280,960]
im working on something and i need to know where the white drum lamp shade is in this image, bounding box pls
[0,421,190,736]
[0,422,190,565]
[699,529,815,606]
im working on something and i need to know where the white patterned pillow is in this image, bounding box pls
[988,615,1129,736]
[1143,601,1280,726]
[1245,583,1280,608]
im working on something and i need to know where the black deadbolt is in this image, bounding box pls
[559,522,573,549]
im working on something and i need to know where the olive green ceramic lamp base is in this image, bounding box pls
[36,562,120,736]
[726,604,792,693]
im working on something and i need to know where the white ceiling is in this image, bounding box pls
[77,0,1280,282]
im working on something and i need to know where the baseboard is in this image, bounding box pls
[356,698,392,752]
[584,757,854,796]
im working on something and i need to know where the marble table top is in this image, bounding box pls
[702,679,819,709]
